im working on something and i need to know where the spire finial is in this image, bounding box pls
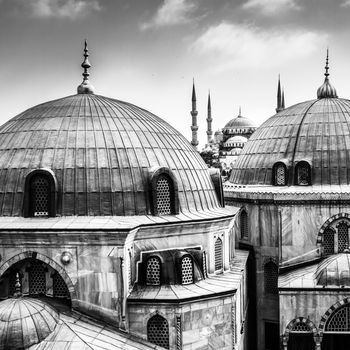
[317,49,338,99]
[239,106,242,116]
[192,79,196,102]
[14,273,22,298]
[77,39,95,94]
[276,74,283,113]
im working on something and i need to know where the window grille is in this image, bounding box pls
[181,256,193,285]
[296,163,310,185]
[53,273,69,298]
[147,314,169,349]
[30,174,50,216]
[240,210,248,239]
[29,261,46,295]
[214,237,223,271]
[156,175,172,215]
[338,222,349,252]
[323,228,335,255]
[146,257,161,286]
[326,305,350,332]
[264,261,278,294]
[291,322,312,333]
[275,163,286,185]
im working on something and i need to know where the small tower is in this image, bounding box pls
[206,92,213,144]
[190,80,199,150]
[276,75,284,113]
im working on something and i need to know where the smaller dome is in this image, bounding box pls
[224,114,255,130]
[315,253,350,286]
[225,135,248,144]
[0,297,59,349]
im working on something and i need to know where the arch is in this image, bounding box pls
[214,237,223,271]
[319,298,350,334]
[272,162,288,186]
[294,161,311,186]
[240,209,248,239]
[147,313,169,349]
[316,213,350,253]
[149,167,179,216]
[264,260,278,294]
[0,251,76,300]
[146,256,161,286]
[283,317,318,345]
[23,169,58,217]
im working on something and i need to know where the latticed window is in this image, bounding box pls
[214,237,223,271]
[30,174,50,216]
[181,256,193,285]
[146,257,161,285]
[274,163,286,186]
[323,228,335,255]
[147,314,169,349]
[296,162,311,185]
[337,222,349,252]
[156,175,173,215]
[240,210,248,239]
[326,304,350,332]
[264,261,278,294]
[29,261,46,295]
[291,322,312,333]
[53,273,69,298]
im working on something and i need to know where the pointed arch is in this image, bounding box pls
[147,313,169,349]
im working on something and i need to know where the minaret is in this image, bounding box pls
[190,80,199,150]
[206,92,213,144]
[77,40,95,94]
[281,88,285,109]
[276,75,283,113]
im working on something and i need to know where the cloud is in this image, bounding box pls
[242,0,301,15]
[341,0,350,6]
[141,0,198,30]
[191,22,327,72]
[18,0,101,19]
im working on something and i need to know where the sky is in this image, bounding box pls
[0,0,350,148]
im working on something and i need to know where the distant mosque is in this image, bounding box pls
[190,77,286,169]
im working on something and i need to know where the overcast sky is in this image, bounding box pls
[0,0,349,147]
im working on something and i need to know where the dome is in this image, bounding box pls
[230,97,350,186]
[0,94,220,216]
[224,135,248,145]
[0,297,59,349]
[224,114,256,130]
[315,253,350,286]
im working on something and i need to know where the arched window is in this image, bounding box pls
[264,261,278,294]
[287,320,314,350]
[214,237,223,271]
[147,314,169,349]
[156,174,173,215]
[52,273,70,298]
[181,256,193,285]
[326,304,350,332]
[146,256,161,286]
[24,170,56,217]
[295,161,311,186]
[273,162,287,186]
[323,228,335,255]
[30,174,50,216]
[337,221,349,253]
[240,209,248,239]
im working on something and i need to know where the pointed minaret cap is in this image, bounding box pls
[191,79,196,102]
[317,49,337,99]
[77,40,95,94]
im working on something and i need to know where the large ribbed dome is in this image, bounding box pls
[230,97,350,186]
[0,297,59,349]
[0,94,219,216]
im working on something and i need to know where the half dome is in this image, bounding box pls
[0,297,59,349]
[0,94,220,216]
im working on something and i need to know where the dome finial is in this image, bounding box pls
[317,49,337,99]
[77,39,95,94]
[14,273,22,298]
[238,106,242,116]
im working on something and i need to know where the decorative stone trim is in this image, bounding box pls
[263,256,278,265]
[317,213,350,245]
[319,297,350,334]
[0,251,76,299]
[231,302,236,349]
[176,315,182,350]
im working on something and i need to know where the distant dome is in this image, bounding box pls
[230,98,350,186]
[0,94,220,216]
[0,297,59,349]
[315,253,350,286]
[225,136,248,144]
[224,114,256,130]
